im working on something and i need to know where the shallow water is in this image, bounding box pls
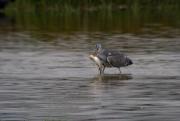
[0,32,179,121]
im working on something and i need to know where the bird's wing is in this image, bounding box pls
[107,54,127,67]
[96,49,109,62]
[97,52,107,62]
[97,49,127,66]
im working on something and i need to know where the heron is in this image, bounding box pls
[89,44,133,75]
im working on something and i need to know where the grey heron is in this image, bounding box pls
[89,44,133,75]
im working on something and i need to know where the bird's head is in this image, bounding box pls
[95,43,102,51]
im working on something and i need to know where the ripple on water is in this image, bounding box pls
[0,33,180,120]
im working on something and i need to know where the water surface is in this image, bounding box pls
[0,3,180,120]
[0,31,180,121]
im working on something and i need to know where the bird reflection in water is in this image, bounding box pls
[91,73,133,87]
[89,74,133,100]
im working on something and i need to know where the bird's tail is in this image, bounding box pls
[126,57,133,65]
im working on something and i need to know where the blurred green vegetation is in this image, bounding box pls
[5,0,180,12]
[3,0,180,33]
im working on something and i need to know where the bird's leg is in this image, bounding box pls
[102,66,105,74]
[118,68,121,74]
[98,67,102,75]
[98,66,105,75]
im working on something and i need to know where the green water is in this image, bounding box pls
[3,0,180,35]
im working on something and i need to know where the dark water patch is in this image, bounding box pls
[135,75,180,81]
[1,0,180,36]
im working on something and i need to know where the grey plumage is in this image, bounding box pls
[89,44,133,74]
